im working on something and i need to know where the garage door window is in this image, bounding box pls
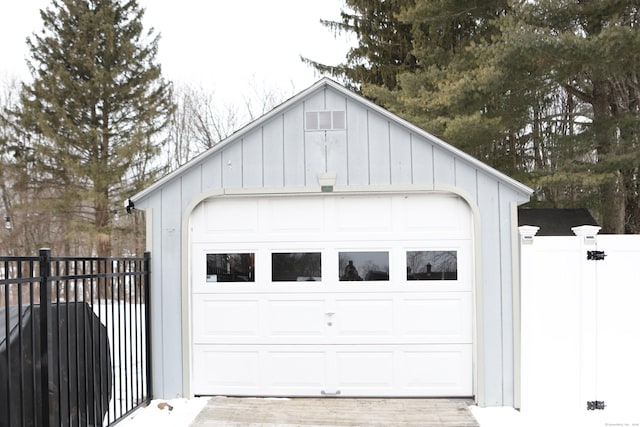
[206,253,255,282]
[339,251,389,281]
[406,251,457,280]
[272,252,322,282]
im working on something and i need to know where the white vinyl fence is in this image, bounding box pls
[519,226,640,416]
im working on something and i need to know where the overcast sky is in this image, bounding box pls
[0,0,354,104]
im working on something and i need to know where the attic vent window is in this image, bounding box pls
[305,111,346,131]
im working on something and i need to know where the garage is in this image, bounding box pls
[128,78,532,406]
[190,193,472,396]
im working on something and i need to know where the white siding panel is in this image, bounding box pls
[181,166,203,212]
[325,131,349,186]
[263,117,284,187]
[324,91,348,184]
[455,161,478,202]
[368,114,391,185]
[411,136,434,188]
[498,184,518,406]
[389,123,413,185]
[346,100,369,185]
[242,132,264,188]
[476,171,503,406]
[283,104,306,186]
[202,153,223,192]
[222,143,243,188]
[433,146,456,187]
[146,193,166,397]
[305,131,326,179]
[304,90,326,111]
[159,181,183,397]
[325,90,346,110]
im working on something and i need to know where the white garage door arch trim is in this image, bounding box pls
[177,185,484,400]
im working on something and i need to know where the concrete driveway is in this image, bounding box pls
[190,397,479,427]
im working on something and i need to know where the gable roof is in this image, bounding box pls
[130,78,533,202]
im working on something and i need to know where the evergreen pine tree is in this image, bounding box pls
[14,0,174,255]
[498,0,640,232]
[312,0,640,232]
[302,0,418,91]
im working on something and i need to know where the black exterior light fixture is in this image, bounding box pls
[124,199,135,214]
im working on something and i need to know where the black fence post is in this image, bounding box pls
[143,251,152,402]
[39,248,51,427]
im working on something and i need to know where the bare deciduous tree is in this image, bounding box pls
[166,79,296,171]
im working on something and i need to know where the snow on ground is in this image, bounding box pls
[470,405,640,427]
[469,406,526,427]
[116,397,210,427]
[117,398,639,427]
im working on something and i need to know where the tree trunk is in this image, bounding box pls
[623,168,640,233]
[592,81,625,233]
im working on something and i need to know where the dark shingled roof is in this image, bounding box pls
[518,208,599,236]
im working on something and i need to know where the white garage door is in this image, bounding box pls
[190,193,473,397]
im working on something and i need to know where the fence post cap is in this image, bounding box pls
[571,225,601,237]
[518,225,540,237]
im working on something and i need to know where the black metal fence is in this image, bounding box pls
[0,249,151,427]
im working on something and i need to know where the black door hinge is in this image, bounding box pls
[587,400,606,410]
[587,250,606,261]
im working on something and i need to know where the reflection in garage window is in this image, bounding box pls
[206,253,254,282]
[406,251,457,280]
[339,251,389,281]
[272,252,321,282]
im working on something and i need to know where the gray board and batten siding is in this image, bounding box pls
[129,78,532,407]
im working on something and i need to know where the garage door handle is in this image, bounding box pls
[325,312,335,326]
[321,390,341,396]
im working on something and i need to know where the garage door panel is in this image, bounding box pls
[334,298,394,338]
[193,298,260,342]
[193,347,260,394]
[266,299,327,338]
[402,196,470,239]
[266,198,325,233]
[400,345,472,395]
[203,199,259,234]
[330,345,473,396]
[335,196,392,233]
[334,351,395,392]
[399,293,472,343]
[193,345,472,397]
[263,350,327,392]
[191,193,474,397]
